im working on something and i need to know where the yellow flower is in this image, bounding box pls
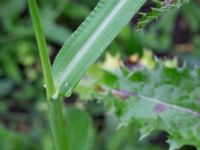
[141,50,155,69]
[101,53,121,71]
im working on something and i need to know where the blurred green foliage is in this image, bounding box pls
[0,0,199,150]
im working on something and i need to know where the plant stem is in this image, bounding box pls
[28,1,68,150]
[48,98,68,150]
[28,0,54,100]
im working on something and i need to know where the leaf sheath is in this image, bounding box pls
[48,98,68,150]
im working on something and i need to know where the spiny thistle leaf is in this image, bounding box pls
[76,59,200,149]
[137,0,189,31]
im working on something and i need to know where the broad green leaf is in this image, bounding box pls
[76,59,200,150]
[65,107,93,150]
[52,0,146,97]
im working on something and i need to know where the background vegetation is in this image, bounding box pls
[0,0,200,149]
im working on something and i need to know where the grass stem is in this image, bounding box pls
[28,0,54,100]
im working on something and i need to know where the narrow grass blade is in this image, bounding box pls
[28,0,55,100]
[52,0,146,97]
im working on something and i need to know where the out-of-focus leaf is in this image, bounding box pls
[43,21,71,44]
[25,68,39,81]
[13,84,35,101]
[0,79,14,97]
[0,51,22,84]
[40,0,69,21]
[17,41,36,67]
[65,107,93,150]
[0,0,26,19]
[0,125,32,150]
[0,0,26,31]
[42,134,54,150]
[141,10,177,51]
[64,2,90,20]
[181,1,200,32]
[118,25,143,55]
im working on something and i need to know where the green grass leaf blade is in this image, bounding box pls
[52,0,146,97]
[28,0,55,100]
